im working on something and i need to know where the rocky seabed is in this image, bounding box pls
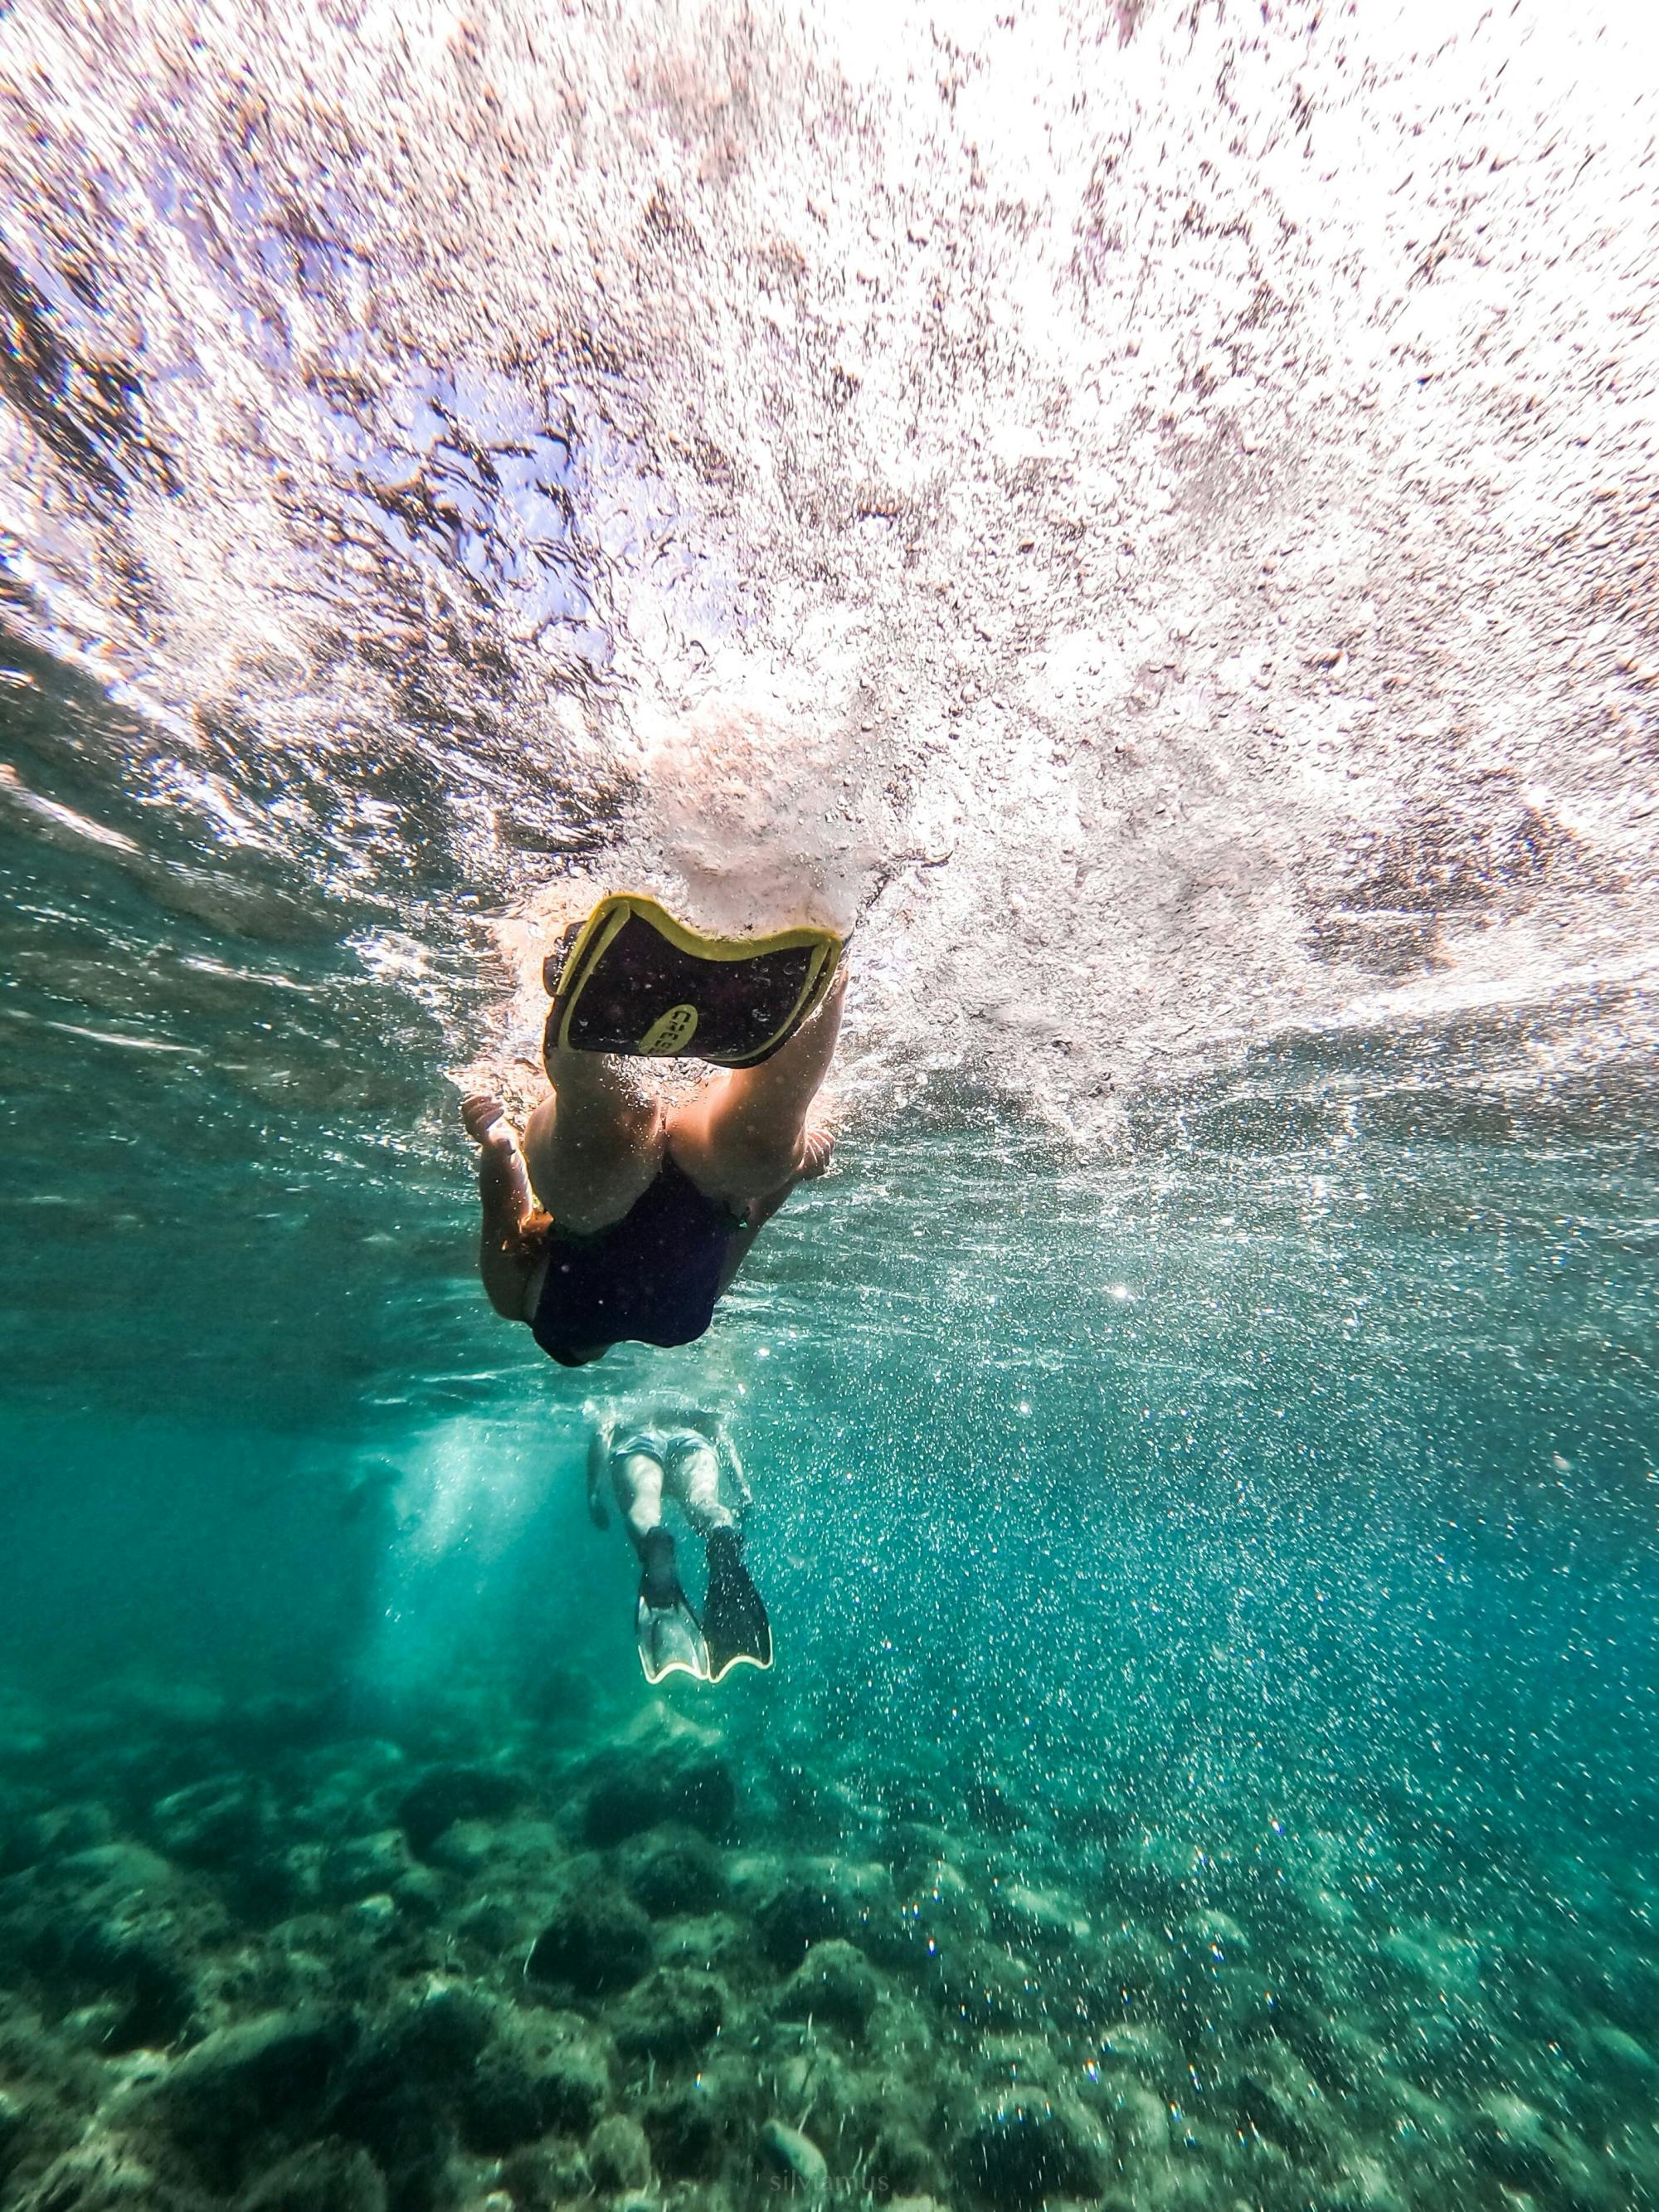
[0,1683,1653,2212]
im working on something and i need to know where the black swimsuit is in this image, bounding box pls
[530,1153,743,1366]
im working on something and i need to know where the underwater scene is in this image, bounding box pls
[2,2,1657,2209]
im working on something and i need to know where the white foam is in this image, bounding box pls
[1,0,1654,1139]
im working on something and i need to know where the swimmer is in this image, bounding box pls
[584,1395,769,1683]
[460,958,844,1368]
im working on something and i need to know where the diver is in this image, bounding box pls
[460,909,845,1370]
[585,1395,770,1683]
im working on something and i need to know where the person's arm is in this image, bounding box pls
[716,1421,753,1516]
[462,1094,542,1320]
[585,1412,614,1528]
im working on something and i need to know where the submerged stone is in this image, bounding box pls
[396,1766,525,1858]
[776,1939,881,2034]
[236,2142,387,2212]
[153,2011,356,2185]
[580,1745,737,1846]
[643,2084,721,2178]
[323,1830,415,1900]
[759,2118,830,2195]
[611,1966,727,2059]
[618,1825,727,1917]
[753,1876,853,1966]
[526,1878,654,1995]
[949,2095,1107,2208]
[150,1775,272,1868]
[587,2113,653,2192]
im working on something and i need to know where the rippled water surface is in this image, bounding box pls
[2,2,1657,2209]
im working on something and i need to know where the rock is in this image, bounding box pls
[27,1918,197,2054]
[753,1876,853,1966]
[328,1986,490,2177]
[950,2096,1107,2208]
[986,1881,1090,1952]
[526,1876,654,1995]
[236,2143,387,2212]
[499,2141,594,2210]
[392,1867,445,1923]
[150,1776,272,1868]
[11,2141,202,2211]
[776,1941,881,2035]
[587,2114,653,2191]
[870,2127,943,2198]
[612,1966,727,2060]
[929,1937,1041,2030]
[459,2015,611,2151]
[1232,2043,1336,2162]
[643,2085,721,2178]
[153,2011,356,2186]
[581,1745,737,1846]
[397,1766,525,1857]
[0,1802,114,1875]
[324,1830,415,1900]
[760,2118,830,2195]
[618,1825,727,1917]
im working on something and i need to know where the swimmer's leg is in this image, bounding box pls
[668,1440,772,1680]
[521,1038,665,1233]
[614,1447,708,1684]
[667,966,845,1208]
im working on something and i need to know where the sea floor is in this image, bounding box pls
[0,1673,1654,2212]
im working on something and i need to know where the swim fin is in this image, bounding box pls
[543,892,843,1069]
[635,1528,710,1684]
[702,1527,773,1682]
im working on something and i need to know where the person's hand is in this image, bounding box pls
[797,1124,834,1179]
[461,1093,511,1147]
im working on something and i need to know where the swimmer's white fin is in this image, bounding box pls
[545,893,843,1069]
[635,1527,711,1684]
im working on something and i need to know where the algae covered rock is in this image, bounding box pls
[776,1939,881,2034]
[150,1775,273,1869]
[753,1874,853,1966]
[611,1966,727,2059]
[586,2112,653,2191]
[526,1872,654,1996]
[580,1743,737,1846]
[23,1914,198,2054]
[323,1829,415,1901]
[455,2010,610,2151]
[326,1985,489,2184]
[643,2083,722,2178]
[12,2139,207,2212]
[950,2094,1108,2207]
[153,2010,356,2186]
[396,1765,525,1858]
[236,2142,387,2212]
[618,1824,727,1917]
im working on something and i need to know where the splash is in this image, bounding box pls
[2,0,1655,1141]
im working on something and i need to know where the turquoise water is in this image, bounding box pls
[3,628,1656,2209]
[4,2,1659,2207]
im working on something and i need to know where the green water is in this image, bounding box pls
[2,636,1657,2210]
[4,1,1659,2202]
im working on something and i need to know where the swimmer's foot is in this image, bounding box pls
[703,1527,773,1682]
[635,1527,710,1685]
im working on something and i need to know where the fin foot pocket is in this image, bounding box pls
[546,892,843,1069]
[635,1530,710,1683]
